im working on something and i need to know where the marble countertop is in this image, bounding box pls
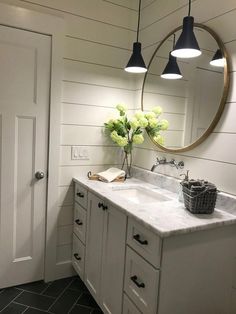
[73,176,236,238]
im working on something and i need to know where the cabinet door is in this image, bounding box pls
[84,192,104,301]
[72,233,85,280]
[74,202,87,244]
[100,204,127,314]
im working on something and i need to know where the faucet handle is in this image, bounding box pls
[178,161,185,169]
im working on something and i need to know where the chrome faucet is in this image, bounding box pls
[151,157,184,172]
[151,157,166,172]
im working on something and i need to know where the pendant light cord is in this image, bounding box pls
[188,0,191,16]
[173,34,176,50]
[136,0,141,42]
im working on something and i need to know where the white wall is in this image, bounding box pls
[0,0,138,277]
[134,0,236,197]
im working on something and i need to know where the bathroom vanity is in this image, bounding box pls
[72,173,236,314]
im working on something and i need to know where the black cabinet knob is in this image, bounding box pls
[73,253,81,261]
[130,275,145,288]
[75,219,83,226]
[98,202,108,210]
[133,234,148,245]
[76,192,84,198]
[102,205,108,211]
[98,202,103,208]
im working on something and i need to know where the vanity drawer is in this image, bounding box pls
[124,246,159,314]
[127,218,162,268]
[74,183,87,209]
[123,294,141,314]
[72,233,85,280]
[74,202,86,244]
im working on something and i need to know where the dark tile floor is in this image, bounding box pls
[0,276,103,314]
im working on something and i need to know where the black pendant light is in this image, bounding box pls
[171,0,201,58]
[125,0,147,73]
[161,34,183,80]
[210,49,225,67]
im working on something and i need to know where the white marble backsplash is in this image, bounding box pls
[132,166,236,216]
[131,166,181,194]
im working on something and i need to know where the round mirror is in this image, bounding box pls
[141,24,230,153]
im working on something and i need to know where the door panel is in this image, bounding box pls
[14,117,36,260]
[0,25,50,288]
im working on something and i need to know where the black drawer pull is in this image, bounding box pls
[75,219,83,226]
[76,192,84,198]
[133,234,148,245]
[98,202,108,210]
[103,205,108,211]
[73,253,81,261]
[130,275,145,288]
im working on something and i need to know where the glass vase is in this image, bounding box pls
[121,151,132,178]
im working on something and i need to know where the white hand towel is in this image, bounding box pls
[97,167,125,183]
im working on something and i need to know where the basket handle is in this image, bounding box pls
[184,186,217,199]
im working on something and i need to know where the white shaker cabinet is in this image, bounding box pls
[84,191,127,314]
[73,180,236,314]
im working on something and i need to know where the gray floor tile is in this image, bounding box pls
[14,291,54,311]
[0,288,22,311]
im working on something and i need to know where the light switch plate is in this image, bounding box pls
[71,146,89,160]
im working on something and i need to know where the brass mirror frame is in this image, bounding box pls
[141,23,230,153]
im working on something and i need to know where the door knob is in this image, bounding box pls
[35,171,45,180]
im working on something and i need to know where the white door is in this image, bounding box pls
[0,25,51,288]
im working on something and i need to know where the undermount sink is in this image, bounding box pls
[111,186,171,204]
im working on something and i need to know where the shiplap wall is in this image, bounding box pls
[0,0,138,277]
[133,0,236,198]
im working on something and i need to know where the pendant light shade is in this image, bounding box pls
[125,0,147,73]
[210,49,225,67]
[125,42,147,73]
[171,0,201,59]
[161,34,183,80]
[161,53,183,79]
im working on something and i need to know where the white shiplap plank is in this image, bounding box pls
[63,59,135,90]
[65,15,134,50]
[64,36,130,69]
[62,81,134,107]
[61,125,111,146]
[141,0,188,30]
[57,225,73,246]
[61,103,118,126]
[58,205,73,227]
[20,0,137,30]
[56,244,73,263]
[103,0,139,10]
[58,186,74,206]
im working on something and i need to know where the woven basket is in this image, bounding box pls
[182,185,217,214]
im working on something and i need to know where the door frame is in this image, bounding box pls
[0,2,64,282]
